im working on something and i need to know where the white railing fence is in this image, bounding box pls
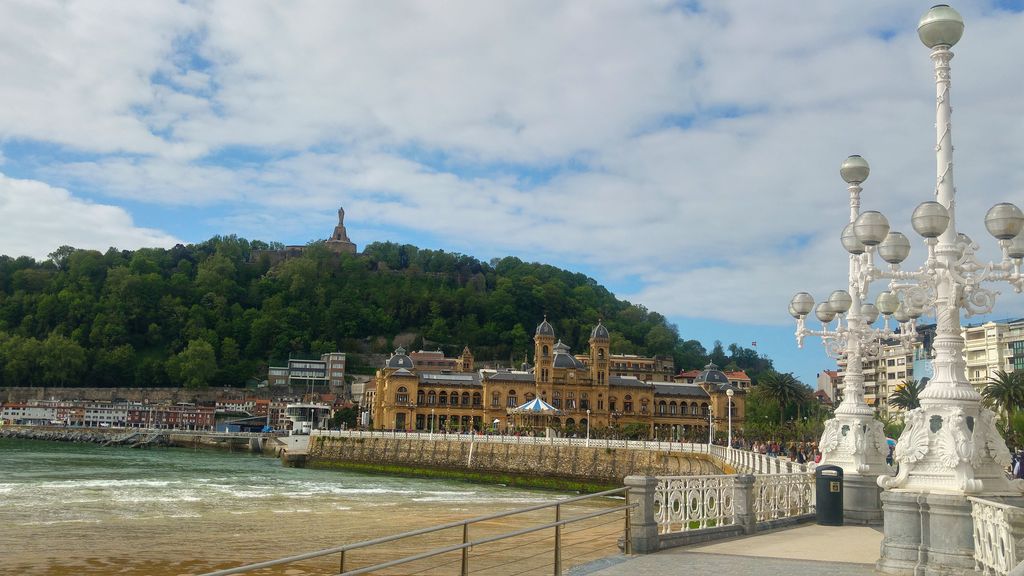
[969,497,1024,576]
[653,475,736,533]
[652,472,814,536]
[754,473,816,522]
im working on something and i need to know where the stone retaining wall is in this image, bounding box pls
[307,436,723,485]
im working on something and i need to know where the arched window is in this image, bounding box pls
[491,392,500,408]
[580,392,590,410]
[507,390,518,408]
[624,395,633,413]
[525,392,536,401]
[472,392,482,407]
[461,392,470,406]
[553,390,562,409]
[609,396,618,412]
[396,387,408,404]
[439,391,448,406]
[669,401,677,415]
[640,398,649,414]
[428,391,437,406]
[658,400,667,415]
[701,403,710,417]
[416,390,425,405]
[598,348,605,360]
[691,403,699,416]
[542,345,549,357]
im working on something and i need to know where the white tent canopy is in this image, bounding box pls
[508,397,563,415]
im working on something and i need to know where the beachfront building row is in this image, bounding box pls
[0,400,215,430]
[366,319,744,440]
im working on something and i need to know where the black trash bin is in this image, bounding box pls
[815,465,843,526]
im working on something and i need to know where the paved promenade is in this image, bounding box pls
[570,523,883,576]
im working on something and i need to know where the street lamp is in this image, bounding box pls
[585,408,591,448]
[726,388,734,449]
[707,406,713,446]
[789,4,1023,550]
[430,408,435,439]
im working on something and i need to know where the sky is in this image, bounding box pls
[2,1,1024,388]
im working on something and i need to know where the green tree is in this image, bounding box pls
[170,339,217,389]
[982,370,1024,427]
[758,371,804,426]
[39,333,87,386]
[889,379,926,411]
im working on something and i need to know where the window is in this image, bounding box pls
[542,345,549,357]
[553,391,562,409]
[640,399,648,414]
[598,348,605,360]
[670,401,677,415]
[624,395,633,414]
[581,393,589,410]
[701,403,710,416]
[609,397,617,412]
[473,392,482,407]
[597,399,604,410]
[439,391,448,406]
[566,391,576,410]
[416,390,425,405]
[658,400,667,415]
[428,391,437,406]
[491,392,500,408]
[461,392,470,406]
[396,387,408,404]
[507,390,518,408]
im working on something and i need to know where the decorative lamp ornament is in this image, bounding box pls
[984,202,1024,240]
[876,291,899,315]
[1008,232,1024,260]
[878,231,912,264]
[815,302,837,323]
[912,201,951,238]
[917,4,964,49]
[893,305,911,323]
[788,302,800,319]
[828,290,853,314]
[840,155,870,184]
[861,303,880,325]
[841,223,867,255]
[853,210,890,246]
[791,292,815,316]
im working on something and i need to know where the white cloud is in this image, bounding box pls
[0,173,180,260]
[2,0,1024,329]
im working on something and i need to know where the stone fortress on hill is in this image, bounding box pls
[250,206,357,264]
[366,318,747,439]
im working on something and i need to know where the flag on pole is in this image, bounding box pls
[751,341,757,347]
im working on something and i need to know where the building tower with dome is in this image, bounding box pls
[366,318,744,440]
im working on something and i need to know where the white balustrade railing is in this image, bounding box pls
[754,473,815,522]
[654,475,736,533]
[969,497,1024,576]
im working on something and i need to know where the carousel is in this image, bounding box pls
[507,397,563,434]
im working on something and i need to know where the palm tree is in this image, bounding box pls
[889,378,926,411]
[981,370,1024,423]
[759,371,804,426]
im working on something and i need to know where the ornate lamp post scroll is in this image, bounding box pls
[790,6,1024,529]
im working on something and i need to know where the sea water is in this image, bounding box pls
[0,438,602,575]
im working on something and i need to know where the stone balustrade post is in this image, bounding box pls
[624,476,660,554]
[733,474,756,535]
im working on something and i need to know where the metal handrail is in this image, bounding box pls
[199,487,630,576]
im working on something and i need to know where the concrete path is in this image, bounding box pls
[570,523,883,576]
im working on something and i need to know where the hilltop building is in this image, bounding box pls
[365,319,743,440]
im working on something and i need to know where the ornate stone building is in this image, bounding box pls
[366,319,744,439]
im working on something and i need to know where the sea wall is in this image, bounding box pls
[306,435,723,489]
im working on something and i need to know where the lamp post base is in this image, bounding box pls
[843,474,884,525]
[877,491,1024,575]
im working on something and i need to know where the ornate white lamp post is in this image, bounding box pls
[707,407,713,445]
[585,408,591,448]
[726,388,734,448]
[792,5,1024,570]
